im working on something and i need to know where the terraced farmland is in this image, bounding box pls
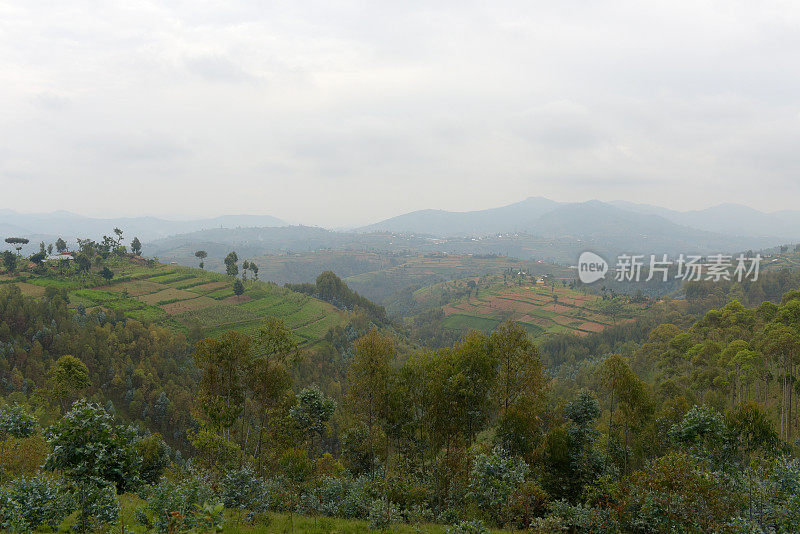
[343,254,574,304]
[4,257,348,346]
[417,275,645,339]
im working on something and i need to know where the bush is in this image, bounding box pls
[313,475,348,516]
[368,498,401,530]
[447,519,490,534]
[0,474,74,531]
[468,446,529,526]
[0,434,50,483]
[44,400,141,493]
[508,480,549,529]
[262,476,294,512]
[340,476,373,519]
[221,466,267,511]
[622,452,738,533]
[401,503,434,525]
[296,491,323,517]
[0,404,37,438]
[144,469,219,533]
[72,482,120,533]
[541,500,618,533]
[137,434,171,485]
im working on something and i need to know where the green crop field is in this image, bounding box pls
[342,254,575,305]
[3,256,348,346]
[415,274,646,339]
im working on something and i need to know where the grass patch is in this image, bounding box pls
[72,289,120,303]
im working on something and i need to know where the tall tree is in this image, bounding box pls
[290,385,336,456]
[5,237,29,255]
[194,332,251,435]
[225,251,239,277]
[113,227,124,247]
[130,237,142,255]
[247,318,297,465]
[601,353,652,474]
[348,327,394,478]
[760,322,800,440]
[195,250,207,269]
[489,320,546,418]
[233,279,245,300]
[48,355,90,414]
[2,250,16,272]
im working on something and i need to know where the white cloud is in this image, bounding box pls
[1,1,800,225]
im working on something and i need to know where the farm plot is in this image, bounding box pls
[433,276,640,339]
[15,282,46,298]
[174,305,258,329]
[6,256,350,349]
[102,280,164,296]
[190,281,229,294]
[160,296,218,314]
[137,288,199,306]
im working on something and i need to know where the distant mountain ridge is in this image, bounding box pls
[355,197,562,236]
[0,210,286,243]
[357,197,800,242]
[3,199,798,261]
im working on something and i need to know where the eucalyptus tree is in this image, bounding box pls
[195,249,207,269]
[5,236,29,255]
[348,327,394,478]
[130,237,142,255]
[225,251,239,277]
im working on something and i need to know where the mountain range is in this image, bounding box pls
[0,210,286,244]
[1,199,798,260]
[357,197,800,242]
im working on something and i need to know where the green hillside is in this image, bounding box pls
[412,273,647,339]
[1,255,348,346]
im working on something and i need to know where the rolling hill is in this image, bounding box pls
[1,256,347,346]
[409,273,647,339]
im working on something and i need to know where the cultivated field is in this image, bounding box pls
[343,254,574,304]
[3,257,348,346]
[417,275,643,338]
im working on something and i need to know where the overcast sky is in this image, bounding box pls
[1,1,800,226]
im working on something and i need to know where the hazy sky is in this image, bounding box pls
[2,1,800,226]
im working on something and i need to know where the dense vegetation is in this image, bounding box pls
[287,271,388,325]
[2,235,800,532]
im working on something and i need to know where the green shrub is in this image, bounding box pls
[44,399,141,493]
[143,469,219,533]
[447,519,489,534]
[542,500,618,533]
[368,498,401,530]
[467,446,528,526]
[221,466,267,511]
[340,476,373,519]
[137,434,171,485]
[72,482,119,533]
[0,474,74,531]
[0,404,37,438]
[313,475,348,516]
[262,476,294,512]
